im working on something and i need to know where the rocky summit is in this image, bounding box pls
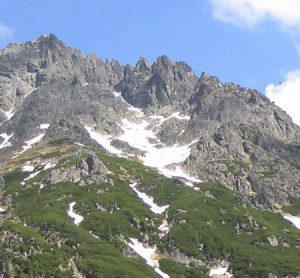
[0,35,299,277]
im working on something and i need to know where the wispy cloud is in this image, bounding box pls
[265,71,300,126]
[210,0,300,53]
[0,22,13,40]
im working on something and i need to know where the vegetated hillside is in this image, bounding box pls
[0,139,299,277]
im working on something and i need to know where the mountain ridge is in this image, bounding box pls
[0,34,300,278]
[0,34,299,210]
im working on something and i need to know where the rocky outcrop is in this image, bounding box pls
[169,249,205,266]
[263,235,279,247]
[43,153,111,185]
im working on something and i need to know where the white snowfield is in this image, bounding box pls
[0,133,14,149]
[85,118,200,186]
[40,123,50,129]
[85,95,201,189]
[283,214,300,229]
[67,202,84,225]
[130,182,169,214]
[128,238,169,278]
[0,207,6,213]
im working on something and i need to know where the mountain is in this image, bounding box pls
[0,34,299,277]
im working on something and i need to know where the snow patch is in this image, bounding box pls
[22,165,35,172]
[158,217,171,238]
[128,238,169,278]
[74,142,85,147]
[22,161,55,184]
[130,182,169,214]
[40,123,50,130]
[24,171,41,181]
[43,161,56,170]
[0,133,14,149]
[67,202,84,225]
[112,91,144,117]
[112,91,123,98]
[150,112,190,127]
[89,231,99,238]
[17,133,46,156]
[283,214,300,229]
[128,106,144,117]
[85,126,122,155]
[209,266,232,278]
[0,207,6,213]
[4,108,15,120]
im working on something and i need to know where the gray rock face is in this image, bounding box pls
[0,34,299,209]
[43,153,110,185]
[169,249,205,266]
[263,235,279,246]
[86,153,109,175]
[116,56,198,111]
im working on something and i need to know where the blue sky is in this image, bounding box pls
[0,0,300,124]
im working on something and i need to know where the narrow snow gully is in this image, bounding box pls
[12,124,50,158]
[128,238,169,278]
[0,133,14,149]
[67,202,84,225]
[130,182,169,214]
[85,91,201,190]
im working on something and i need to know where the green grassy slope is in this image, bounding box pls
[0,142,299,277]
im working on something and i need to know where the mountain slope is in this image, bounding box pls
[1,34,299,209]
[0,34,299,277]
[1,141,299,277]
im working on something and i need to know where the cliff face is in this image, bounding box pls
[0,34,299,209]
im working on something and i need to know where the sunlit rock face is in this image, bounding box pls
[0,34,299,209]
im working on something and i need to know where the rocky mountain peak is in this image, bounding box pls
[154,55,174,70]
[36,33,65,49]
[134,57,151,73]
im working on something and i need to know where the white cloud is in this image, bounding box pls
[210,0,300,121]
[265,71,300,126]
[0,22,13,40]
[210,0,300,27]
[210,0,300,52]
